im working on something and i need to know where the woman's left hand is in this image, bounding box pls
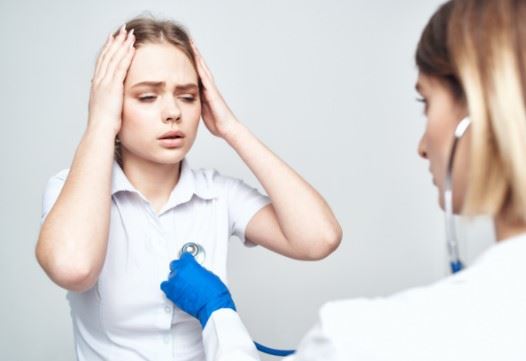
[190,40,239,139]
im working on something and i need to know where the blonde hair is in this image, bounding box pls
[417,0,526,222]
[111,14,199,167]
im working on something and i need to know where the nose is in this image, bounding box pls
[162,95,182,124]
[418,134,428,159]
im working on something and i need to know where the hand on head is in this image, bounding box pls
[88,24,136,137]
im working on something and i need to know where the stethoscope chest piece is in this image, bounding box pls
[179,242,206,264]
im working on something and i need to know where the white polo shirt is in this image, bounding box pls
[40,158,271,361]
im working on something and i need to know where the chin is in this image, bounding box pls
[121,144,189,166]
[153,150,189,165]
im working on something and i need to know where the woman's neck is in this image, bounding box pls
[494,212,526,242]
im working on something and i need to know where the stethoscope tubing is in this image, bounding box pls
[180,119,472,356]
[179,242,297,356]
[444,116,472,274]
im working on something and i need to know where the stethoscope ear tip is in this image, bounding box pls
[454,116,472,138]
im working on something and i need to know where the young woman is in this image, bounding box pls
[36,17,342,361]
[160,0,526,359]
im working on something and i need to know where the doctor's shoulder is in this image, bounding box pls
[306,265,511,360]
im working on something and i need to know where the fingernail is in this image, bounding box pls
[120,24,126,33]
[129,29,134,38]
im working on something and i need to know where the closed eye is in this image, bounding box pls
[138,95,197,103]
[179,95,197,103]
[139,96,157,102]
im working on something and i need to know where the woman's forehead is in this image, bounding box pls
[126,43,197,85]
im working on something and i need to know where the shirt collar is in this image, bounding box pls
[111,158,217,209]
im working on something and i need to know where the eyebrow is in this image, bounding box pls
[131,81,198,91]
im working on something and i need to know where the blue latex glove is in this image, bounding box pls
[160,252,236,328]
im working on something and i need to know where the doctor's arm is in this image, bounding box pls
[160,253,340,361]
[191,41,342,260]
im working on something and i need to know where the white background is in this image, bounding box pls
[0,0,495,359]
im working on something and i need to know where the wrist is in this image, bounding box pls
[86,120,119,139]
[198,295,237,329]
[222,120,247,145]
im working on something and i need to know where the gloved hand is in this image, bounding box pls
[160,252,236,328]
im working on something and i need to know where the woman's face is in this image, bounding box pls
[416,72,469,212]
[120,42,201,165]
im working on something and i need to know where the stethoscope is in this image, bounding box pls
[444,116,472,274]
[179,242,295,357]
[177,117,471,355]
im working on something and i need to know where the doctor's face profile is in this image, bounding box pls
[416,72,469,213]
[119,42,201,166]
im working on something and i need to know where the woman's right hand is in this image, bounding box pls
[87,24,136,136]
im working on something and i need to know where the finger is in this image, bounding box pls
[170,254,191,271]
[180,252,196,264]
[94,33,114,78]
[192,43,214,82]
[113,37,136,82]
[103,30,135,83]
[94,25,126,82]
[195,60,211,91]
[100,26,129,79]
[169,259,180,272]
[190,40,214,85]
[160,280,171,295]
[97,25,129,82]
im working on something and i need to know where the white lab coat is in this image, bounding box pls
[201,233,526,361]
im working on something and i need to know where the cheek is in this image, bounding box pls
[425,119,450,184]
[120,100,157,142]
[181,102,201,133]
[122,100,155,124]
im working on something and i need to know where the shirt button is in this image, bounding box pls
[164,304,172,313]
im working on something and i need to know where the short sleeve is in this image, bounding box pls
[226,177,271,247]
[40,169,69,225]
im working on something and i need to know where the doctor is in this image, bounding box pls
[160,0,526,359]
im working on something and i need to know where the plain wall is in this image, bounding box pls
[0,0,495,360]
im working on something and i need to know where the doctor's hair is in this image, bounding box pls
[112,14,199,166]
[416,0,526,222]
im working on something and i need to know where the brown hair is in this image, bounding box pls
[415,1,463,99]
[416,0,526,222]
[112,14,198,166]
